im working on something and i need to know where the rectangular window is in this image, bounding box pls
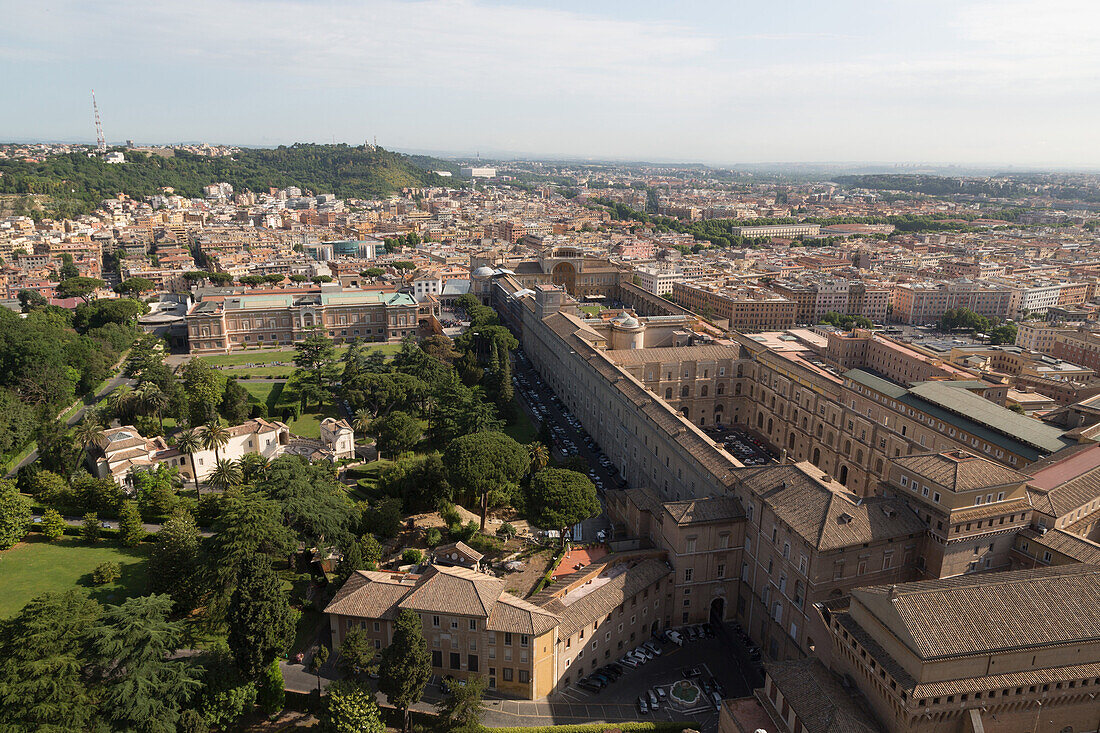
[468,654,479,672]
[684,568,693,582]
[518,670,530,684]
[502,668,513,681]
[449,652,460,670]
[432,650,442,668]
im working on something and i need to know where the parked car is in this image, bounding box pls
[582,675,606,689]
[620,655,640,668]
[634,646,654,661]
[578,680,602,694]
[654,686,667,700]
[641,640,662,656]
[636,697,648,715]
[663,630,683,646]
[710,691,723,710]
[647,689,659,710]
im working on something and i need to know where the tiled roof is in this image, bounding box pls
[486,595,559,636]
[398,565,502,617]
[435,540,484,562]
[536,559,670,639]
[661,495,744,525]
[890,451,1031,491]
[765,658,883,733]
[604,344,742,366]
[1018,527,1100,565]
[852,565,1100,660]
[736,462,924,550]
[323,570,417,619]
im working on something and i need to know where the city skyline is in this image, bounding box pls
[2,0,1098,168]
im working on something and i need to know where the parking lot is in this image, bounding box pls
[703,426,778,467]
[478,622,753,733]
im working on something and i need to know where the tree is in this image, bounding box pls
[257,658,285,716]
[527,442,549,475]
[182,358,225,424]
[118,499,144,546]
[437,674,486,732]
[254,454,355,548]
[149,508,203,613]
[319,679,385,733]
[81,512,100,542]
[133,463,180,519]
[0,479,31,549]
[18,288,47,312]
[444,431,529,531]
[55,276,105,300]
[335,538,366,586]
[91,561,121,584]
[294,330,340,406]
[527,468,600,546]
[194,645,257,729]
[41,507,66,540]
[378,609,432,732]
[136,382,169,433]
[361,533,383,566]
[227,553,296,678]
[337,628,377,681]
[219,377,252,424]
[84,594,201,732]
[173,427,203,495]
[370,410,422,458]
[115,276,156,296]
[201,420,232,465]
[309,644,330,692]
[238,452,272,483]
[72,417,104,459]
[209,458,243,492]
[0,590,102,730]
[989,322,1018,345]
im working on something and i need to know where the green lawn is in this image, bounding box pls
[0,537,150,618]
[502,396,539,444]
[288,404,340,438]
[242,381,286,414]
[202,343,401,368]
[579,305,606,316]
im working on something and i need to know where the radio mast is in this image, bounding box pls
[92,90,106,153]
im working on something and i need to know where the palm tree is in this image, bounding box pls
[237,452,271,483]
[108,389,134,424]
[173,428,203,497]
[201,421,232,465]
[352,409,372,444]
[136,383,168,434]
[72,418,104,462]
[207,459,242,492]
[527,441,549,476]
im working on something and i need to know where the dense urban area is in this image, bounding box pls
[3,140,1100,733]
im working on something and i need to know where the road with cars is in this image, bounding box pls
[513,349,619,542]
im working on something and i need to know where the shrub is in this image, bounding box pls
[91,561,121,585]
[81,512,101,543]
[401,548,423,565]
[438,501,461,528]
[497,522,517,539]
[424,527,442,547]
[256,658,285,716]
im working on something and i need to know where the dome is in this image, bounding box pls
[471,266,495,278]
[611,313,640,329]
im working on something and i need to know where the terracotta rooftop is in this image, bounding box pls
[890,450,1031,492]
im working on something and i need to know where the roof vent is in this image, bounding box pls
[838,513,854,524]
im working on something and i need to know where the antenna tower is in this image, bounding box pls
[91,90,106,153]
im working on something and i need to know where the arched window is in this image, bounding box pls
[788,433,796,449]
[767,418,774,434]
[813,447,821,466]
[700,385,709,397]
[757,413,764,429]
[735,383,742,395]
[681,386,690,398]
[839,465,849,485]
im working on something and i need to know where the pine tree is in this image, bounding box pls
[227,554,295,679]
[378,609,431,732]
[118,500,144,546]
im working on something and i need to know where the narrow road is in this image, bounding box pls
[5,374,134,478]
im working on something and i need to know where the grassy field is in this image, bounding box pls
[502,397,539,444]
[0,537,150,618]
[242,381,286,414]
[578,304,607,316]
[288,404,339,438]
[203,343,401,368]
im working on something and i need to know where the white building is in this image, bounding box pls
[93,417,356,486]
[633,265,682,296]
[411,268,443,297]
[460,166,497,179]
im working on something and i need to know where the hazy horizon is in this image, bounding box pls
[3,0,1097,169]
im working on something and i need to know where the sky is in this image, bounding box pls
[1,0,1098,167]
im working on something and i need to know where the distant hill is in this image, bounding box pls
[0,143,452,218]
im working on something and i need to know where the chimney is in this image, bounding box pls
[780,448,788,465]
[889,584,898,601]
